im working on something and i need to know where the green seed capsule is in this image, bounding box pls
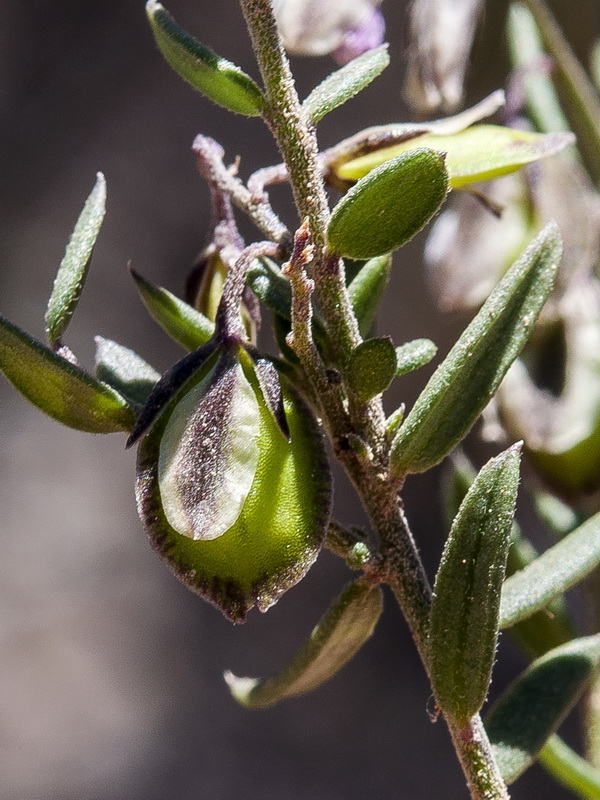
[135,345,332,623]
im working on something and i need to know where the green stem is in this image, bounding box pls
[237,2,509,797]
[540,735,600,799]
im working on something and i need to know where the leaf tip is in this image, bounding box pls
[224,670,259,707]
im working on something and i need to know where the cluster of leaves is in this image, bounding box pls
[5,1,600,798]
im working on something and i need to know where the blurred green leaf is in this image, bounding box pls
[347,337,397,403]
[302,45,389,124]
[327,148,449,259]
[395,338,437,376]
[500,509,600,629]
[146,0,264,116]
[390,222,561,476]
[347,254,392,336]
[0,316,134,433]
[130,267,214,351]
[95,336,160,408]
[337,126,574,188]
[428,444,521,725]
[225,580,383,707]
[45,173,106,345]
[486,636,600,784]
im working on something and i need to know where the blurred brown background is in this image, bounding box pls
[0,1,597,798]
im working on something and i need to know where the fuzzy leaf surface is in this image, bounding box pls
[486,636,600,784]
[45,173,106,344]
[337,126,574,187]
[146,0,264,116]
[302,45,389,124]
[395,338,437,376]
[429,444,521,725]
[347,254,392,335]
[226,580,383,706]
[390,222,561,475]
[347,337,397,403]
[131,268,214,351]
[95,336,160,408]
[500,509,600,629]
[327,148,449,259]
[0,316,134,433]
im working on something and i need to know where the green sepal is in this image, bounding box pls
[45,173,106,345]
[135,348,332,623]
[486,636,600,784]
[346,337,397,403]
[146,0,264,116]
[95,336,160,408]
[428,444,521,726]
[302,45,389,124]
[395,338,437,376]
[225,580,383,706]
[246,258,292,320]
[390,222,561,476]
[347,254,392,336]
[337,125,574,188]
[327,148,449,259]
[0,315,134,433]
[130,267,214,351]
[500,509,600,629]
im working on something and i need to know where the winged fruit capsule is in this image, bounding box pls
[133,337,331,623]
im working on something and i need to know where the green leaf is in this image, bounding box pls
[337,125,575,188]
[146,0,264,116]
[246,258,292,320]
[130,267,214,351]
[45,173,106,344]
[0,316,134,433]
[540,735,600,800]
[346,337,397,403]
[500,509,600,629]
[136,349,332,623]
[95,336,160,408]
[390,222,561,476]
[347,254,392,336]
[327,148,449,259]
[395,338,437,376]
[302,45,389,124]
[225,580,383,707]
[486,636,600,784]
[428,444,521,726]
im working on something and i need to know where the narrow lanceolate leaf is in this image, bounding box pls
[95,336,160,408]
[336,125,574,188]
[246,258,292,320]
[428,444,521,726]
[0,316,134,433]
[346,337,397,403]
[347,254,392,336]
[540,734,600,800]
[130,268,214,351]
[500,509,600,629]
[390,223,562,476]
[146,0,264,116]
[395,338,437,376]
[45,173,106,344]
[327,148,449,259]
[486,636,600,784]
[159,354,261,540]
[225,581,383,707]
[302,45,389,124]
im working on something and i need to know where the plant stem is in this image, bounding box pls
[237,2,509,797]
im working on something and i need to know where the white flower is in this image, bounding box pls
[272,0,385,64]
